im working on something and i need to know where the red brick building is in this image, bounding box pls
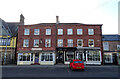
[17,16,103,65]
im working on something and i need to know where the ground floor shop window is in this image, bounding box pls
[65,51,74,61]
[41,53,53,61]
[18,53,31,61]
[104,53,113,63]
[87,51,100,61]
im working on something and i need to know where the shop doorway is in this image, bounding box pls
[34,53,39,64]
[76,51,85,61]
[56,51,64,64]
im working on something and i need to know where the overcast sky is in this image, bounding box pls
[0,0,119,34]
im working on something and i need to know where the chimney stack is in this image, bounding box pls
[56,16,59,24]
[19,14,25,25]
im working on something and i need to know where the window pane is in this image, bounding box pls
[88,39,94,47]
[45,39,51,47]
[68,39,73,47]
[23,39,29,47]
[77,29,82,35]
[34,29,40,35]
[77,39,83,47]
[46,29,51,35]
[88,29,94,35]
[67,29,73,35]
[58,39,63,47]
[103,42,109,50]
[58,29,63,35]
[34,39,39,47]
[87,51,100,61]
[24,29,30,35]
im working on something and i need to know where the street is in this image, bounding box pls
[1,65,119,79]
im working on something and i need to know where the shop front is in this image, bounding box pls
[56,47,77,64]
[56,47,102,65]
[119,52,120,65]
[77,47,102,65]
[104,52,118,65]
[17,51,56,65]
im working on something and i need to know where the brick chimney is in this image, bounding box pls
[19,14,25,25]
[56,16,59,24]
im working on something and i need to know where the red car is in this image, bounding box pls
[69,59,84,71]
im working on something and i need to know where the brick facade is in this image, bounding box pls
[17,23,103,65]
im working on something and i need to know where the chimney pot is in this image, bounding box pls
[56,16,59,24]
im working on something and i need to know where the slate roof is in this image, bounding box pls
[0,18,19,37]
[102,35,120,41]
[7,22,19,36]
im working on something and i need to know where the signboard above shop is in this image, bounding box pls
[31,48,42,50]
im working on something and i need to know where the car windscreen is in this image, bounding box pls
[74,61,83,63]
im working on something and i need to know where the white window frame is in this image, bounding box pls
[18,53,31,61]
[88,29,94,35]
[58,29,63,35]
[34,29,40,35]
[103,42,109,51]
[41,53,53,61]
[46,29,51,35]
[117,45,120,50]
[24,29,30,35]
[45,39,51,47]
[67,29,73,35]
[77,29,83,35]
[23,39,29,47]
[88,39,94,47]
[67,39,73,47]
[57,39,63,47]
[34,39,39,47]
[77,39,83,47]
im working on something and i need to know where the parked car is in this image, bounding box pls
[69,59,84,71]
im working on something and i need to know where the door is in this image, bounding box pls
[57,51,64,64]
[76,51,85,61]
[104,53,113,64]
[35,53,39,63]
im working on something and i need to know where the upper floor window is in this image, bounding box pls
[88,39,94,47]
[58,29,63,35]
[103,42,109,51]
[34,39,39,47]
[58,39,63,47]
[0,38,10,46]
[88,29,94,35]
[77,39,83,47]
[45,39,51,47]
[77,29,83,35]
[24,29,30,35]
[46,29,51,35]
[67,29,73,35]
[23,39,29,47]
[68,39,73,47]
[34,29,40,35]
[117,45,120,50]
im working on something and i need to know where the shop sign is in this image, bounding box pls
[31,48,42,50]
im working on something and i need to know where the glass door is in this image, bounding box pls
[76,51,84,61]
[35,53,39,63]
